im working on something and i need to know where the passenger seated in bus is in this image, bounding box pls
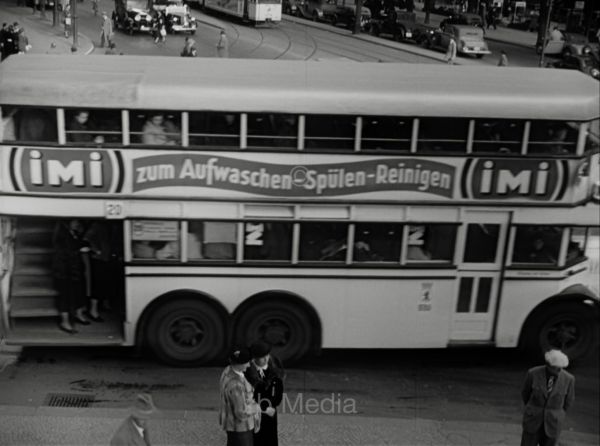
[18,108,57,142]
[142,113,179,145]
[548,125,570,154]
[566,241,584,263]
[154,241,179,260]
[67,110,105,144]
[0,106,17,141]
[526,237,556,264]
[132,240,156,259]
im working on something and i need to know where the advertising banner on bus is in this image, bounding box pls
[4,147,598,205]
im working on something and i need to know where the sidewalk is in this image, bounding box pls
[0,404,597,446]
[0,2,93,55]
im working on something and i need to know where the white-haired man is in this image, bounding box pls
[520,349,575,446]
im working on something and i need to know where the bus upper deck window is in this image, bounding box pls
[1,107,57,143]
[130,111,181,146]
[247,113,297,149]
[361,116,411,152]
[417,118,468,153]
[65,109,121,145]
[528,120,578,155]
[189,112,239,147]
[304,114,355,151]
[472,119,524,154]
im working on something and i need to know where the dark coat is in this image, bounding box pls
[52,223,89,281]
[521,365,575,439]
[110,416,150,446]
[245,356,285,446]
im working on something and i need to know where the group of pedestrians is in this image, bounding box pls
[0,22,30,61]
[220,341,285,446]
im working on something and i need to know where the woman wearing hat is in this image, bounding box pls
[520,349,575,446]
[244,341,285,446]
[219,347,261,446]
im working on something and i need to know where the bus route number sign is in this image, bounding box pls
[105,201,125,219]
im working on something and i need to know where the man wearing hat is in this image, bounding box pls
[111,393,157,446]
[244,341,285,446]
[219,347,261,446]
[100,12,114,48]
[520,349,575,446]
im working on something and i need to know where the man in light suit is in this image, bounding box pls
[111,393,157,446]
[520,349,575,446]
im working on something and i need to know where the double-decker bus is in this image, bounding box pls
[0,56,598,366]
[198,0,282,25]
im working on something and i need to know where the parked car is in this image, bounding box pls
[113,0,154,34]
[370,10,418,42]
[151,0,197,34]
[537,30,600,58]
[440,12,483,31]
[423,24,491,58]
[549,53,600,80]
[297,0,371,31]
[283,0,304,15]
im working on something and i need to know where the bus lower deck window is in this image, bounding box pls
[243,221,292,261]
[512,226,561,265]
[406,224,456,262]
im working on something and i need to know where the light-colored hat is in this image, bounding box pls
[544,349,569,368]
[131,393,158,419]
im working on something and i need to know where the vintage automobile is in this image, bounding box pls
[423,24,491,58]
[283,0,304,15]
[549,53,600,80]
[537,30,600,58]
[369,9,419,42]
[440,12,483,31]
[151,0,197,34]
[297,0,371,31]
[113,0,154,34]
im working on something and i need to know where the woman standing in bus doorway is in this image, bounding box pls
[216,29,229,58]
[52,219,92,334]
[244,341,285,446]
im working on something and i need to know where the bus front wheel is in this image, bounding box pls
[146,299,226,366]
[235,301,312,365]
[521,302,598,362]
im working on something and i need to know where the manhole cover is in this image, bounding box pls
[44,393,95,408]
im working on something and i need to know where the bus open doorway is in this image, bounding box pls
[2,217,125,346]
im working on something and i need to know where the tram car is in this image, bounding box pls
[199,0,282,25]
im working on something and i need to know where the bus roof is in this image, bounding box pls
[1,55,598,120]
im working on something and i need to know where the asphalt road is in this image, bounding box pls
[0,345,597,439]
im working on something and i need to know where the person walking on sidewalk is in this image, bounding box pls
[520,349,575,446]
[445,37,457,64]
[100,11,114,48]
[497,50,508,66]
[63,3,72,38]
[219,347,261,446]
[216,29,229,58]
[180,37,197,57]
[110,393,157,446]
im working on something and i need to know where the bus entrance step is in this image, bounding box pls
[9,297,59,318]
[10,286,58,298]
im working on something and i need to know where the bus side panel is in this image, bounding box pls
[125,271,456,349]
[495,271,597,348]
[204,0,245,18]
[253,3,282,21]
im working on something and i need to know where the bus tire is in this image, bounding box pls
[235,300,312,365]
[146,299,226,366]
[520,302,598,362]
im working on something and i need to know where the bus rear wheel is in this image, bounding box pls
[146,299,225,366]
[521,302,598,362]
[235,301,312,364]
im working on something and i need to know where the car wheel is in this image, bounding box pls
[562,48,572,59]
[476,53,484,59]
[395,26,406,42]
